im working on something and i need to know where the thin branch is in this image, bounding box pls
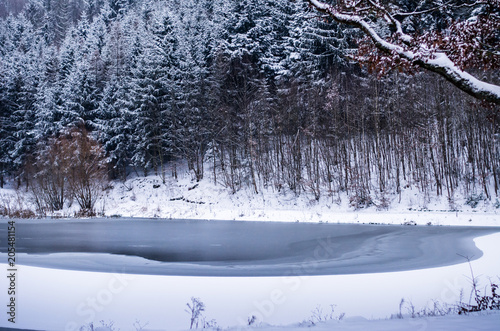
[395,0,455,17]
[397,0,489,16]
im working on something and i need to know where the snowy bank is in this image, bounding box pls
[1,163,499,227]
[99,170,499,227]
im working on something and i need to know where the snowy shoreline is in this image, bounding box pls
[99,172,500,228]
[2,165,499,227]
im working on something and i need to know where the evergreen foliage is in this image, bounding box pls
[0,0,498,205]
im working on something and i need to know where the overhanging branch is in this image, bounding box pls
[308,0,500,105]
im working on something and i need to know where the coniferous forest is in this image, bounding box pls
[0,0,499,214]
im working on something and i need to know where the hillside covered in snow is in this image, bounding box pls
[1,0,499,220]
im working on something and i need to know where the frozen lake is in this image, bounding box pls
[1,218,498,276]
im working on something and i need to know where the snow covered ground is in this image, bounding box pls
[233,312,500,331]
[1,162,499,226]
[100,170,500,227]
[0,166,499,330]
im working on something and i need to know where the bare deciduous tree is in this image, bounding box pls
[65,128,107,216]
[29,127,107,216]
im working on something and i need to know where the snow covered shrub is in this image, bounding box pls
[376,193,391,210]
[305,304,344,325]
[0,193,35,218]
[185,297,220,330]
[465,193,484,208]
[201,319,220,330]
[247,315,257,326]
[457,256,500,314]
[79,320,117,331]
[458,281,500,314]
[393,298,453,319]
[349,192,373,209]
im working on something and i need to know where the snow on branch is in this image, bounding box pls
[308,0,500,105]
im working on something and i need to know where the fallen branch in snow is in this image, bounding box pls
[188,184,199,191]
[169,196,205,204]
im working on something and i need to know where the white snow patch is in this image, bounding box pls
[97,167,499,227]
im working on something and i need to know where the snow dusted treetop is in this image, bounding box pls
[307,0,500,105]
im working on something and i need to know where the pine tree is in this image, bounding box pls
[46,0,71,44]
[172,0,220,181]
[83,0,104,22]
[59,18,104,131]
[1,14,42,181]
[130,8,179,178]
[96,16,136,179]
[33,44,64,140]
[0,61,15,187]
[97,75,133,180]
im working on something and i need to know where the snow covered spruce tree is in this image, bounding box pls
[307,0,500,105]
[97,14,135,180]
[1,12,44,186]
[130,7,179,180]
[171,0,220,182]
